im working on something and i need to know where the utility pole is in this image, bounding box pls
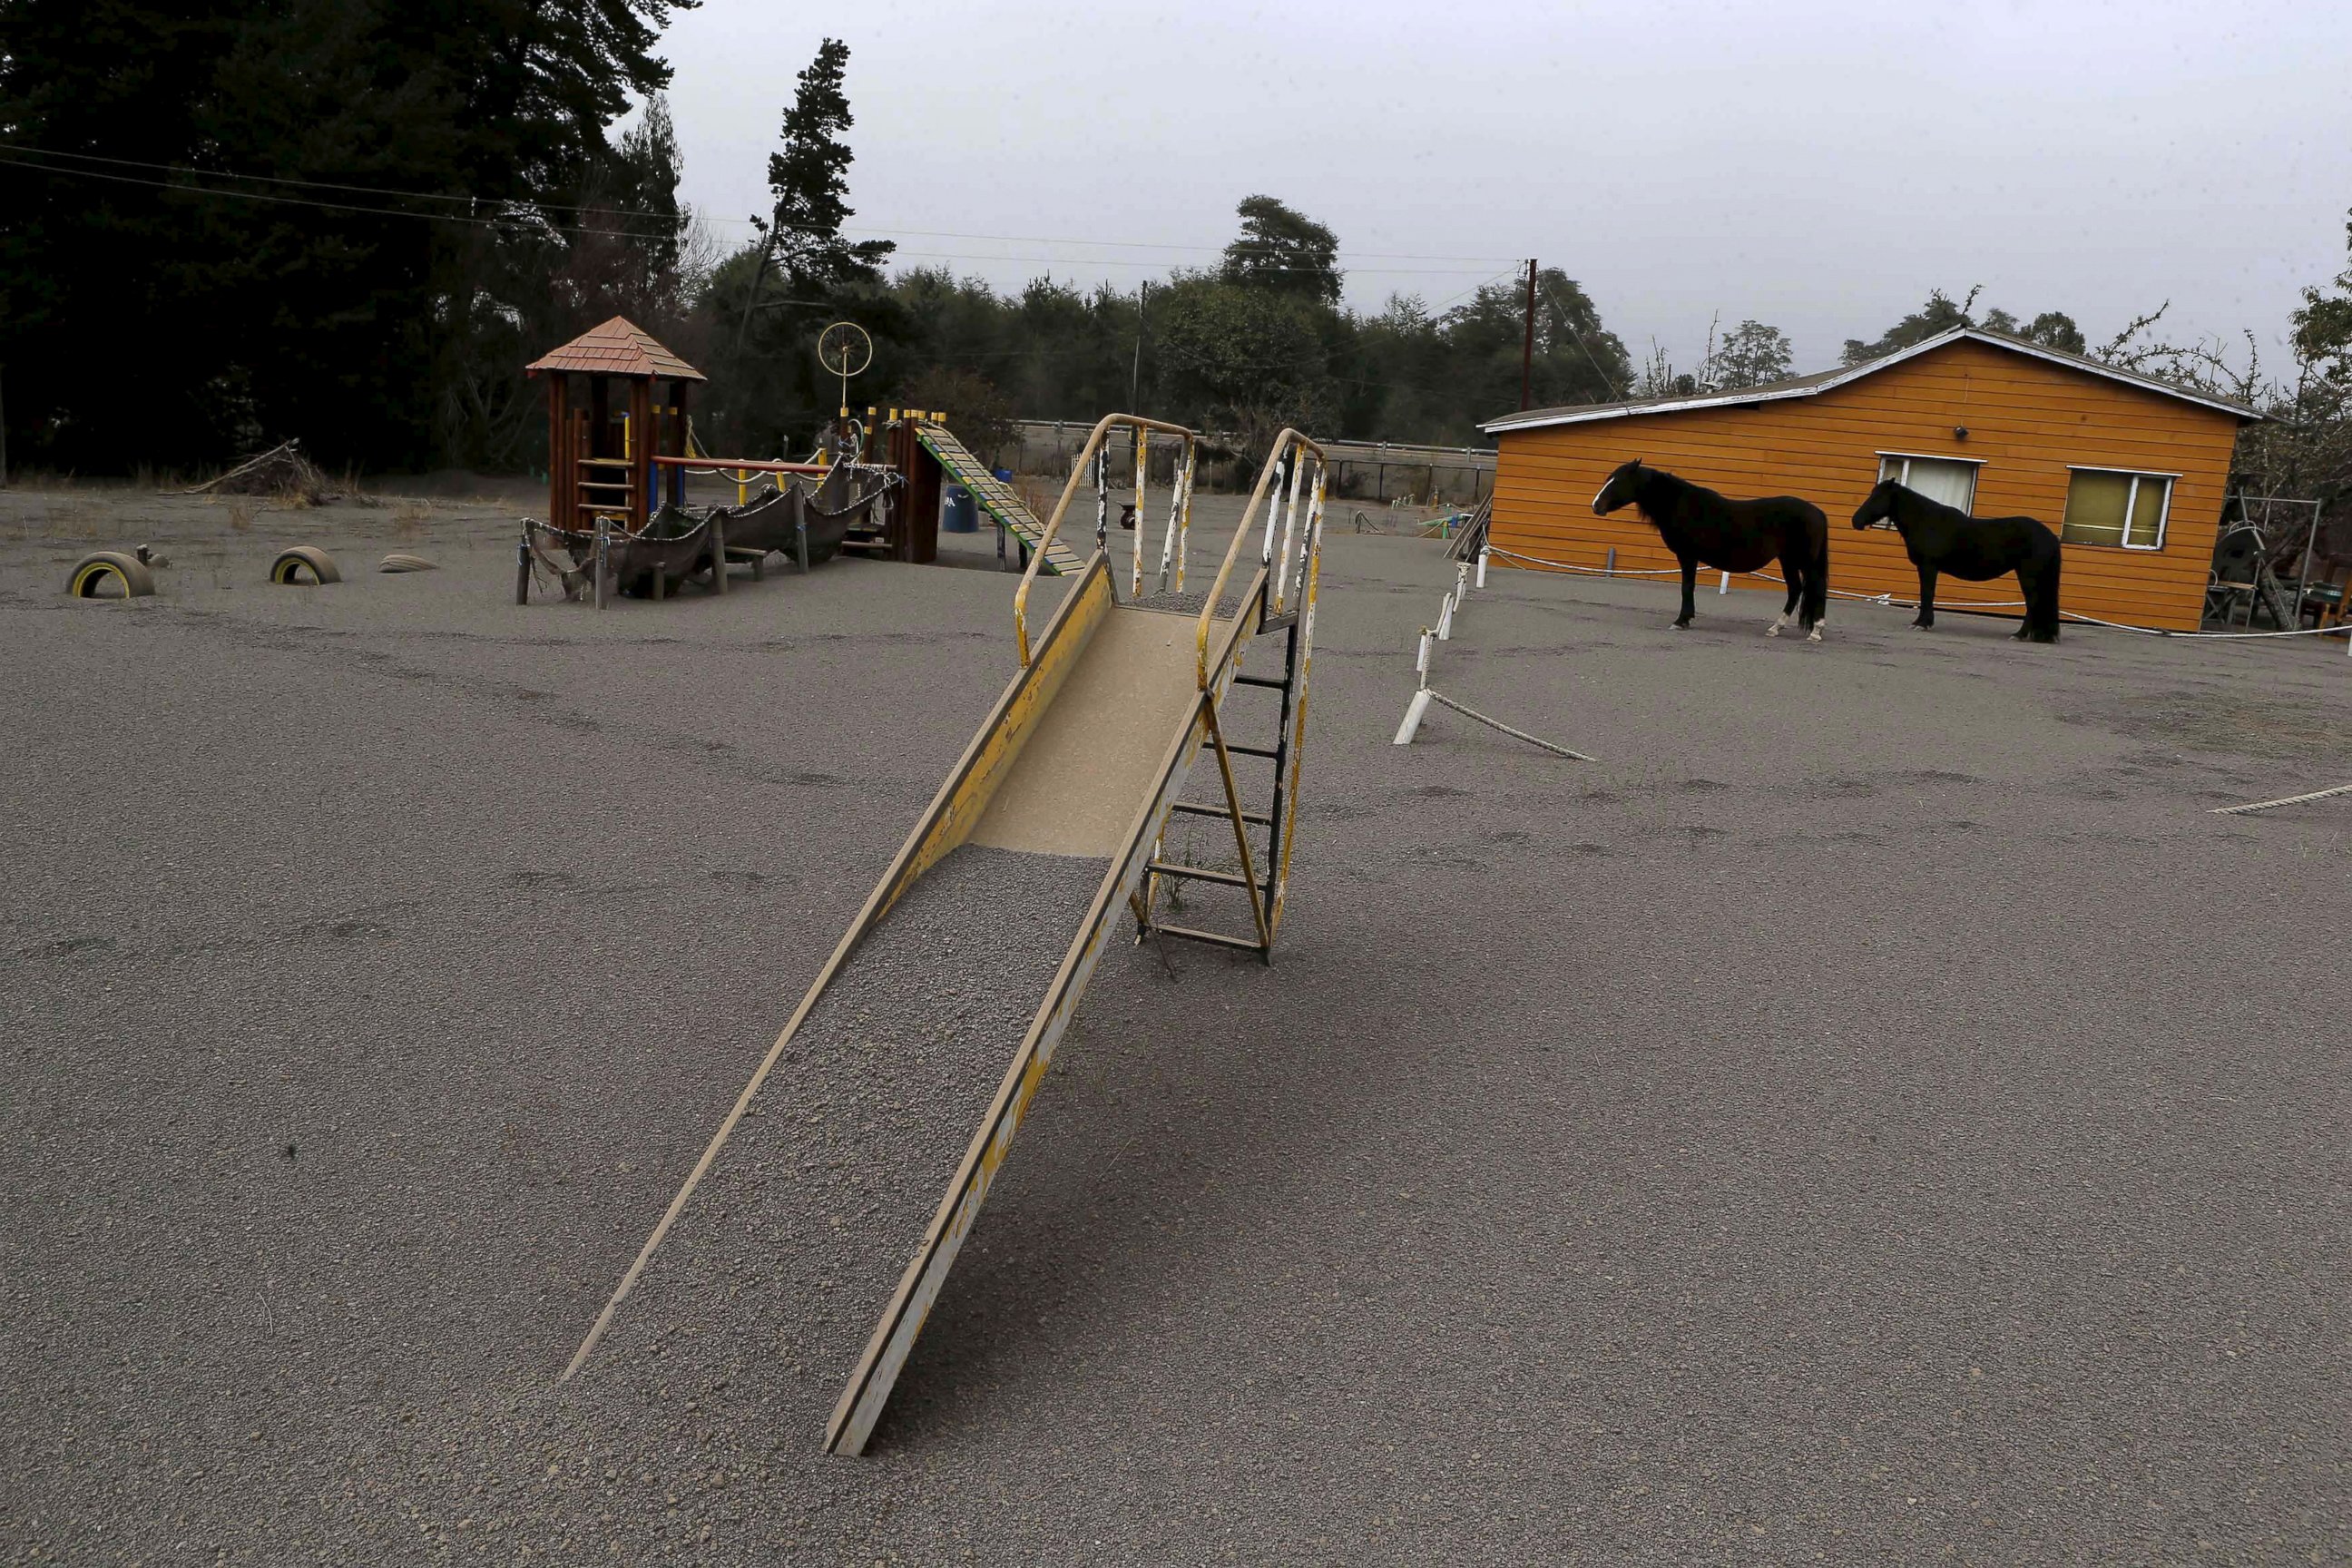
[1130,280,1149,410]
[1519,260,1537,411]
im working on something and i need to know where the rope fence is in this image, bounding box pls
[2210,781,2352,816]
[1392,553,1598,760]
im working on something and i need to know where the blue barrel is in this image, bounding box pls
[943,485,979,533]
[993,466,1014,485]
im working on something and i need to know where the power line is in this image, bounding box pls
[0,152,1507,277]
[1542,279,1631,401]
[0,141,1523,265]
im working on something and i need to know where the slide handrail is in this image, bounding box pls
[1014,412,1200,666]
[1194,429,1328,688]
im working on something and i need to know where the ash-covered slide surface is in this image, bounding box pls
[564,844,1105,1435]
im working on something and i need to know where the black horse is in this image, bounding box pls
[1592,460,1831,640]
[1851,480,2062,643]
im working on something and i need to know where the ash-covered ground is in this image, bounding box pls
[4,482,2347,1564]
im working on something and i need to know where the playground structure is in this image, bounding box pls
[564,413,1328,1455]
[516,316,1101,606]
[518,318,906,605]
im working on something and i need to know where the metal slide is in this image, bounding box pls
[914,419,1089,576]
[564,416,1330,1456]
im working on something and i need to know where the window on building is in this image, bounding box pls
[1871,454,1980,525]
[2062,469,2172,549]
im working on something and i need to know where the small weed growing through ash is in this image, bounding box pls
[46,498,103,541]
[225,496,258,533]
[392,500,431,539]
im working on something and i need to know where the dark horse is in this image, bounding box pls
[1592,460,1830,640]
[1851,480,2062,643]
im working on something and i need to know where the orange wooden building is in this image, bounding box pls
[1480,327,2261,631]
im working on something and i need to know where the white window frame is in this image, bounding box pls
[2063,466,2179,552]
[1868,451,1984,527]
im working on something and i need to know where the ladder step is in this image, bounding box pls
[1148,862,1251,888]
[1152,923,1269,956]
[1232,673,1289,691]
[1169,801,1272,827]
[1204,741,1280,760]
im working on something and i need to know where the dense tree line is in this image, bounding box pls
[7,11,2348,523]
[1,0,701,475]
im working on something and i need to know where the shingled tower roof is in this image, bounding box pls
[524,316,706,382]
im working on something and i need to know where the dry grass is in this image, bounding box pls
[392,500,432,539]
[224,497,257,534]
[44,498,104,541]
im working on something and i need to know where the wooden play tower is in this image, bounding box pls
[525,317,707,535]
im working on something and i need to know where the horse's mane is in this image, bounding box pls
[1634,466,1719,509]
[1885,480,1968,524]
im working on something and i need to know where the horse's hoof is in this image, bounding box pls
[1671,622,1690,631]
[1765,623,1780,638]
[1807,629,1824,643]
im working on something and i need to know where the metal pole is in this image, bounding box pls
[2294,499,2323,627]
[1519,260,1537,411]
[1130,281,1147,410]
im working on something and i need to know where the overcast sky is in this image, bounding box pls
[651,0,2352,377]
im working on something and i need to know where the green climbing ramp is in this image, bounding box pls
[915,422,1087,576]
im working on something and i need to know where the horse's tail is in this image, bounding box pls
[1803,506,1830,626]
[2029,543,2063,641]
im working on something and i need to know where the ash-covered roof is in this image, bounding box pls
[1481,326,2259,436]
[525,317,706,382]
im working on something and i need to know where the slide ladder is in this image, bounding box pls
[915,419,1088,576]
[564,416,1329,1456]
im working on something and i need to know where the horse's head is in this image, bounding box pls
[1852,478,1904,530]
[1592,459,1645,516]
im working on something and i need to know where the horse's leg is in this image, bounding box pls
[1913,564,1937,629]
[1767,570,1800,637]
[1674,556,1697,628]
[2023,559,2061,642]
[1805,526,1828,642]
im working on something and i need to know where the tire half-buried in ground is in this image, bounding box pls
[269,545,342,585]
[66,551,158,599]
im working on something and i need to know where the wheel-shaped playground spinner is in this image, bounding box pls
[269,546,342,585]
[66,551,158,599]
[817,320,873,380]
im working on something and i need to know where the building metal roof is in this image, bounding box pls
[1479,326,2261,436]
[524,316,707,382]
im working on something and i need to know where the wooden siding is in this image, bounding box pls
[1489,337,2246,632]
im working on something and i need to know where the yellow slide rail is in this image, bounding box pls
[1191,427,1328,688]
[1012,413,1200,665]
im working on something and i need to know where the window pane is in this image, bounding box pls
[1878,456,1906,485]
[2063,471,2132,545]
[1905,457,1977,512]
[2126,475,2170,547]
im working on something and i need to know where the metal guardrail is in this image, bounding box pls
[1192,427,1328,688]
[1012,413,1200,666]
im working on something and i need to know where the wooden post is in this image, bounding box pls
[593,517,610,609]
[547,374,572,531]
[671,383,691,510]
[628,377,652,534]
[710,510,728,594]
